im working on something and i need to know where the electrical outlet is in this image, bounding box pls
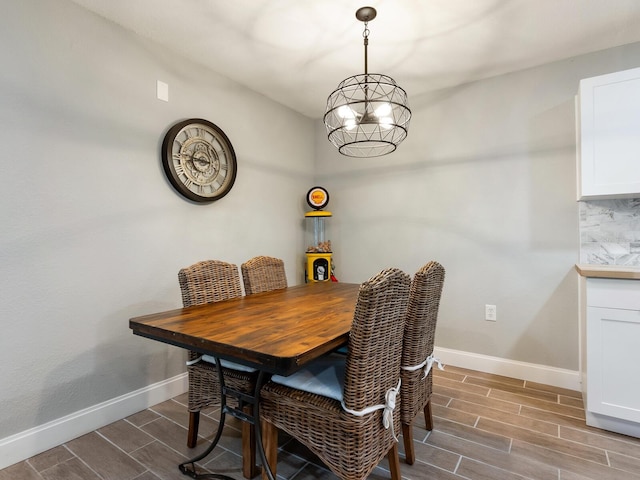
[485,304,497,321]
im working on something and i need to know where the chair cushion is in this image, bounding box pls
[201,355,257,373]
[270,353,345,401]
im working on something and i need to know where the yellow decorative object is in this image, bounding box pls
[306,253,332,282]
[307,186,330,210]
[304,187,335,282]
[304,210,332,218]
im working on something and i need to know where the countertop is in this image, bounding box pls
[575,264,640,280]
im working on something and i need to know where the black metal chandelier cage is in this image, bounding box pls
[324,6,411,158]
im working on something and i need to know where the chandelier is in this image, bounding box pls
[324,6,411,158]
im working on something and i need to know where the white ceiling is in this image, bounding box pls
[70,0,640,119]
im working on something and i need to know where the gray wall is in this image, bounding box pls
[315,42,640,371]
[0,0,314,438]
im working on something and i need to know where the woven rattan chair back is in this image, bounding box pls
[178,259,243,307]
[260,267,411,480]
[241,255,287,295]
[342,267,411,413]
[400,260,445,464]
[177,260,259,478]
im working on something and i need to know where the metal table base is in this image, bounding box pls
[178,363,275,480]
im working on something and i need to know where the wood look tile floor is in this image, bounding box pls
[3,365,640,480]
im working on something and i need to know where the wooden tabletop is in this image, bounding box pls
[130,282,360,375]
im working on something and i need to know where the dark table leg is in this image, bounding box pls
[178,360,276,480]
[179,359,233,479]
[253,370,276,480]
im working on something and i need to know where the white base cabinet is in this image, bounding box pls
[581,277,640,437]
[577,67,640,200]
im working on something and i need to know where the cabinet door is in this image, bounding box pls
[586,306,640,422]
[578,67,640,199]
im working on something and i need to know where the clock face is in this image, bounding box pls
[161,119,237,202]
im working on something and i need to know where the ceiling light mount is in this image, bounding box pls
[324,6,411,158]
[355,6,377,22]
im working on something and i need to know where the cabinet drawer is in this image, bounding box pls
[586,306,640,422]
[586,278,640,309]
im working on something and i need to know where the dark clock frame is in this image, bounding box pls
[161,118,237,203]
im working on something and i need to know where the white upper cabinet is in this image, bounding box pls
[577,67,640,200]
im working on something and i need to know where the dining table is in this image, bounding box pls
[129,281,360,480]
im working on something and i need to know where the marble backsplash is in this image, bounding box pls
[579,198,640,266]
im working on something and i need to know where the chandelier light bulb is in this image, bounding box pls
[338,105,357,119]
[374,103,392,117]
[344,118,357,130]
[379,117,393,129]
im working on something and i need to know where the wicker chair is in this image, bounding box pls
[400,261,445,464]
[178,260,259,479]
[260,267,411,480]
[241,256,287,294]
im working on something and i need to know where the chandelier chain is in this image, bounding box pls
[362,22,370,39]
[362,21,369,75]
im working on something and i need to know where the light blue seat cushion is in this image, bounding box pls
[334,345,349,355]
[270,353,346,401]
[201,355,257,373]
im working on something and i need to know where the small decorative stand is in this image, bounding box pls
[305,186,334,282]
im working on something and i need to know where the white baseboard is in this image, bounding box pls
[0,373,187,470]
[434,347,581,392]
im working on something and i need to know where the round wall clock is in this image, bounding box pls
[161,118,237,203]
